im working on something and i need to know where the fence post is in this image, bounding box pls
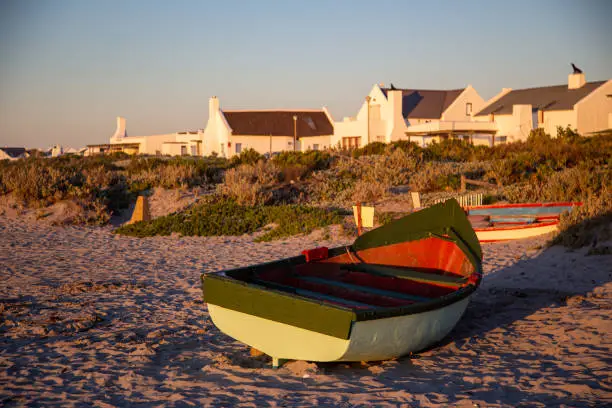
[356,202,363,236]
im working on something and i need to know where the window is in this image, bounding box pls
[191,145,197,156]
[305,117,316,130]
[466,103,473,115]
[235,143,242,154]
[313,144,319,151]
[342,137,361,150]
[181,145,187,155]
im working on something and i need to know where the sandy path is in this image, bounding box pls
[0,218,610,407]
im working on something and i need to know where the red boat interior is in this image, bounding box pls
[241,237,477,311]
[253,263,468,310]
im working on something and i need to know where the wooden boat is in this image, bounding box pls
[467,202,581,243]
[201,199,483,368]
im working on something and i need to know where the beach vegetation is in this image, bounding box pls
[114,196,345,241]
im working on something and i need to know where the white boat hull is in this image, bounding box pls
[208,296,470,364]
[475,222,558,242]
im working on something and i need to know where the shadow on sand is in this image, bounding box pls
[173,243,610,407]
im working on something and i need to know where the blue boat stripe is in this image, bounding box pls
[295,289,374,308]
[299,276,430,302]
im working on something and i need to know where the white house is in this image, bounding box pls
[202,96,334,157]
[474,70,612,143]
[0,147,28,161]
[87,117,204,156]
[332,84,494,148]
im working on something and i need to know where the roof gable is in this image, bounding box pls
[0,147,27,158]
[476,81,606,116]
[222,111,333,137]
[381,88,465,119]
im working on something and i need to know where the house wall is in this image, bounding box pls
[332,85,390,148]
[511,105,534,142]
[473,113,512,141]
[109,137,145,154]
[475,109,579,142]
[228,135,295,157]
[407,118,438,126]
[139,134,177,155]
[161,143,187,156]
[576,80,612,135]
[332,118,367,148]
[203,98,232,157]
[386,90,409,142]
[541,110,576,137]
[473,105,532,142]
[441,86,486,121]
[299,135,333,151]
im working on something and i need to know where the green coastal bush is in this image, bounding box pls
[351,142,387,158]
[114,197,344,241]
[229,148,264,166]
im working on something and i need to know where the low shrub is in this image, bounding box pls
[352,179,388,203]
[272,150,332,172]
[351,142,387,158]
[552,188,612,248]
[0,155,227,225]
[423,138,478,162]
[229,148,264,166]
[503,164,610,203]
[409,161,489,193]
[217,161,281,206]
[114,197,344,241]
[375,211,409,226]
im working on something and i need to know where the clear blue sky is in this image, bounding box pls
[1,0,611,148]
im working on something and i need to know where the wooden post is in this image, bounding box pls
[129,195,151,224]
[460,175,466,193]
[356,202,363,236]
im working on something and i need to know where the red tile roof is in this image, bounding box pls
[222,110,333,137]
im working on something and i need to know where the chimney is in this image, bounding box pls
[113,116,127,139]
[568,73,585,89]
[388,90,404,137]
[209,96,219,122]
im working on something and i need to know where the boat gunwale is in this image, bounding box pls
[473,220,559,232]
[203,244,481,324]
[467,201,582,211]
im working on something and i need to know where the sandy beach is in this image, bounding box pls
[1,217,610,407]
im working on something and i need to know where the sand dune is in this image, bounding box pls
[0,217,610,407]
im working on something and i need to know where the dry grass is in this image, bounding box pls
[552,187,612,248]
[217,161,281,206]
